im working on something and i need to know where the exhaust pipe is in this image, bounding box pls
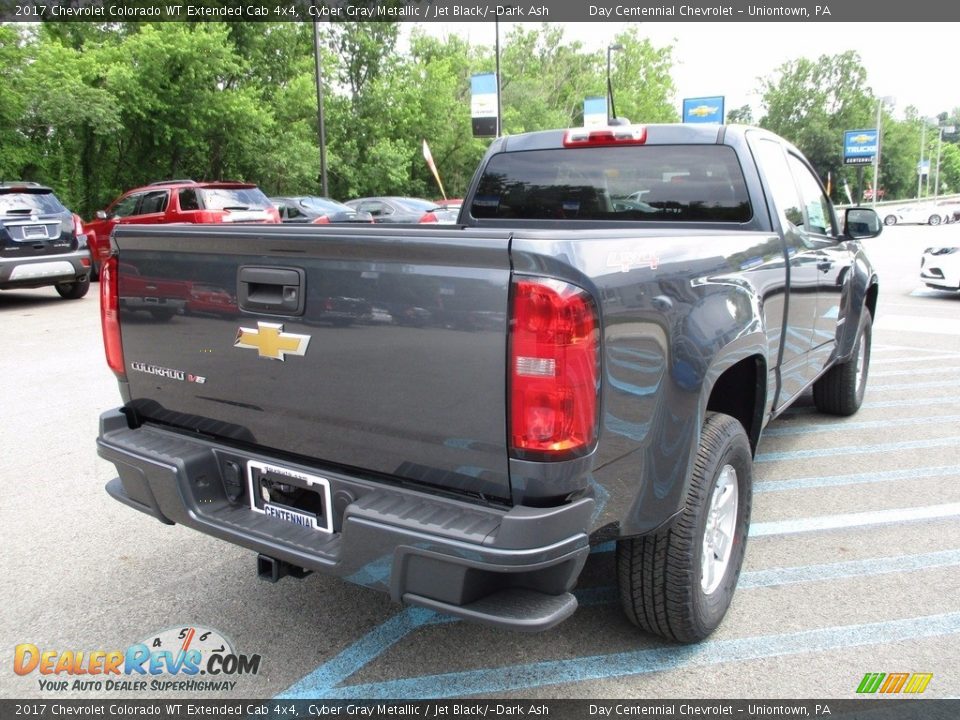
[257,554,311,583]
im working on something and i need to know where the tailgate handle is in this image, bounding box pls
[238,266,305,315]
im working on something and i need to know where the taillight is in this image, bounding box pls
[419,212,438,223]
[509,277,599,459]
[563,125,647,147]
[311,215,331,225]
[100,255,125,377]
[72,213,84,237]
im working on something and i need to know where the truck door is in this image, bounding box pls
[785,153,851,372]
[749,137,821,409]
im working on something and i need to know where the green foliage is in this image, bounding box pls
[0,20,679,215]
[758,51,875,199]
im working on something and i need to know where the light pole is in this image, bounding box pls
[932,125,957,202]
[606,43,624,124]
[312,19,328,197]
[871,96,894,209]
[917,121,926,200]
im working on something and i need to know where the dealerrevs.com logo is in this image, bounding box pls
[14,626,261,693]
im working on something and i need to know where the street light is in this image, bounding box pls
[871,96,894,209]
[606,43,624,124]
[312,19,328,197]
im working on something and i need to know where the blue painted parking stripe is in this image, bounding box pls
[755,464,960,493]
[873,352,960,364]
[871,365,960,378]
[281,606,453,697]
[755,436,960,463]
[750,502,960,537]
[763,414,960,438]
[869,379,955,390]
[780,395,960,417]
[307,611,960,699]
[737,548,960,588]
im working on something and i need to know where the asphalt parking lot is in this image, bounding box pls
[2,224,959,701]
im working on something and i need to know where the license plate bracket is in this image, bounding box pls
[247,460,333,533]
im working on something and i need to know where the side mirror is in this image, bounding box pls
[843,207,883,239]
[95,210,108,220]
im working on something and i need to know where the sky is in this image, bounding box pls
[412,22,955,121]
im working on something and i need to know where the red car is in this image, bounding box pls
[85,180,280,278]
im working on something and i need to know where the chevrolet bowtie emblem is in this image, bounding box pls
[234,322,310,361]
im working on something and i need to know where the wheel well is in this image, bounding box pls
[865,282,879,320]
[706,356,765,453]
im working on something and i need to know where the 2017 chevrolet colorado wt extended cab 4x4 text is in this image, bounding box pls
[96,124,881,642]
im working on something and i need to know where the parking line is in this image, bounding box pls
[762,415,960,438]
[755,436,960,463]
[780,395,960,417]
[755,464,960,493]
[873,353,960,365]
[871,366,960,378]
[869,379,956,390]
[737,548,960,588]
[750,503,960,536]
[295,611,960,699]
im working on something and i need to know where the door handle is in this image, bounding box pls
[238,266,305,315]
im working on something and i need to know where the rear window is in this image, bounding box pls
[199,187,271,211]
[470,145,751,223]
[0,191,67,216]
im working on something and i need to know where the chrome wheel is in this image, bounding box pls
[701,464,739,595]
[855,330,867,393]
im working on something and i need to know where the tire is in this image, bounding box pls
[813,310,872,416]
[929,215,942,226]
[149,308,176,321]
[55,274,90,300]
[616,412,752,643]
[883,215,897,226]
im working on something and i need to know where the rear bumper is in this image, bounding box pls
[97,409,593,632]
[0,249,89,289]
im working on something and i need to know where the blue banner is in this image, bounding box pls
[683,96,724,124]
[471,73,498,137]
[583,96,607,127]
[844,129,878,165]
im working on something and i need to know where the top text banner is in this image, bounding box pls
[0,0,953,23]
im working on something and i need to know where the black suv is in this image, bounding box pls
[0,182,91,299]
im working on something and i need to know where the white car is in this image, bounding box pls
[921,247,960,291]
[884,204,951,226]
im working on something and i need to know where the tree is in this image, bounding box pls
[758,51,875,199]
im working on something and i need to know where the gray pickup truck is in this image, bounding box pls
[97,124,881,643]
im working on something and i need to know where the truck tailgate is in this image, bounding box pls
[113,224,514,500]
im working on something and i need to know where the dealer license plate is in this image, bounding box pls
[247,460,333,533]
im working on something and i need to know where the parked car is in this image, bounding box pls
[344,197,458,224]
[271,196,373,224]
[85,180,280,278]
[0,181,91,299]
[882,203,950,226]
[920,247,960,291]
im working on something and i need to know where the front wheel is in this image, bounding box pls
[883,215,898,226]
[55,274,90,300]
[813,311,872,415]
[929,215,942,226]
[616,412,752,643]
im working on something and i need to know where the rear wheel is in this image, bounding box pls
[616,412,752,643]
[883,215,897,226]
[55,274,90,300]
[813,311,872,415]
[929,215,942,226]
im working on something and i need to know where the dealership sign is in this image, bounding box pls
[682,96,724,124]
[583,96,608,127]
[844,129,878,165]
[471,73,499,137]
